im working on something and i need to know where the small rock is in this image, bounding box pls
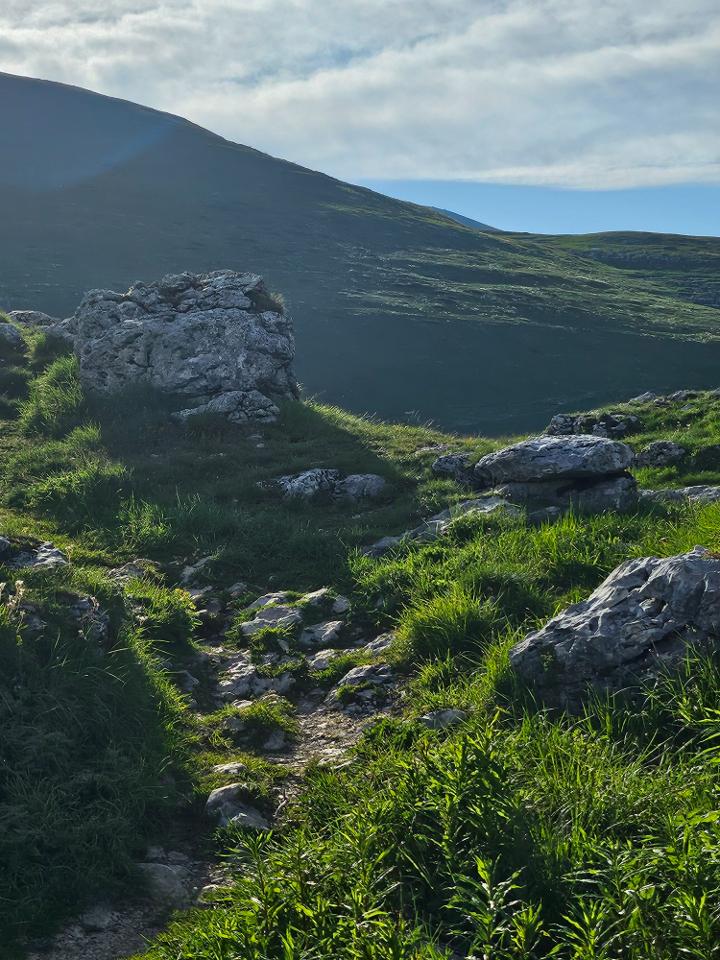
[0,322,24,348]
[635,440,687,468]
[334,473,386,501]
[180,555,215,585]
[174,670,199,693]
[335,663,393,688]
[418,708,468,730]
[307,648,343,671]
[212,760,250,776]
[240,605,302,636]
[262,730,287,752]
[363,633,395,656]
[299,620,343,648]
[247,591,291,610]
[227,581,249,599]
[431,452,474,484]
[137,862,188,906]
[79,904,117,932]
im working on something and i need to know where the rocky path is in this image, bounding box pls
[27,570,398,960]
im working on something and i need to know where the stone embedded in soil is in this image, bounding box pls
[136,862,189,907]
[418,708,468,729]
[510,546,720,711]
[240,605,302,636]
[205,784,269,829]
[299,620,343,648]
[307,648,343,671]
[362,633,396,656]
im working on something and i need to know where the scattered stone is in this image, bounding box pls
[628,391,657,403]
[418,709,468,730]
[265,468,386,501]
[474,435,634,485]
[212,760,250,776]
[179,554,215,585]
[334,474,386,501]
[431,452,475,485]
[0,322,24,348]
[363,496,516,557]
[0,537,69,570]
[333,663,393,692]
[299,620,343,648]
[634,441,687,468]
[136,862,188,907]
[240,605,302,636]
[217,658,295,699]
[262,730,287,752]
[510,546,720,711]
[70,271,298,423]
[205,783,269,829]
[363,633,396,656]
[545,412,641,439]
[107,558,158,584]
[247,591,290,610]
[668,390,699,402]
[174,670,199,693]
[226,581,249,599]
[79,904,117,932]
[640,486,720,506]
[307,648,343,671]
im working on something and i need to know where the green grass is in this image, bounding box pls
[5,336,720,956]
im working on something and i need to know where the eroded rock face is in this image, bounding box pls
[474,435,634,485]
[510,547,720,711]
[70,270,298,423]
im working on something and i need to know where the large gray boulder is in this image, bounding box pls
[510,547,720,711]
[70,270,298,423]
[474,435,634,485]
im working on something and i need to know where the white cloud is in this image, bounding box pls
[0,0,718,188]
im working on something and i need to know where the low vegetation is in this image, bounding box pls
[3,321,720,957]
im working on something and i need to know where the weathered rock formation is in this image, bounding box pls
[68,270,298,423]
[635,440,687,468]
[264,468,386,501]
[640,486,720,506]
[545,411,641,439]
[510,547,720,711]
[473,435,638,514]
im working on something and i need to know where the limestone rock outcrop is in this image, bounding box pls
[473,435,638,514]
[545,411,641,439]
[510,547,720,711]
[70,270,298,423]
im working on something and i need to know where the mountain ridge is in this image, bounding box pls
[2,71,720,434]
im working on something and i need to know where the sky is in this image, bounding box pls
[0,0,718,234]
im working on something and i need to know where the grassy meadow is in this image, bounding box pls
[3,316,720,957]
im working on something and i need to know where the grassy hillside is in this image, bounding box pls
[5,315,720,957]
[2,73,720,434]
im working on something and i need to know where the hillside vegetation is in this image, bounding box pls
[2,72,720,433]
[4,315,720,958]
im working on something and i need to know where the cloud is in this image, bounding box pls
[0,0,718,188]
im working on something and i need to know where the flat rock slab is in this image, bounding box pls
[510,546,720,711]
[474,435,634,485]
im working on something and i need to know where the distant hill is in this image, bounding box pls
[431,207,498,231]
[1,71,720,434]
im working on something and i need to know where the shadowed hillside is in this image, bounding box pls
[2,72,720,433]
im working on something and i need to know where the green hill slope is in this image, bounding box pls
[5,317,720,957]
[1,72,720,434]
